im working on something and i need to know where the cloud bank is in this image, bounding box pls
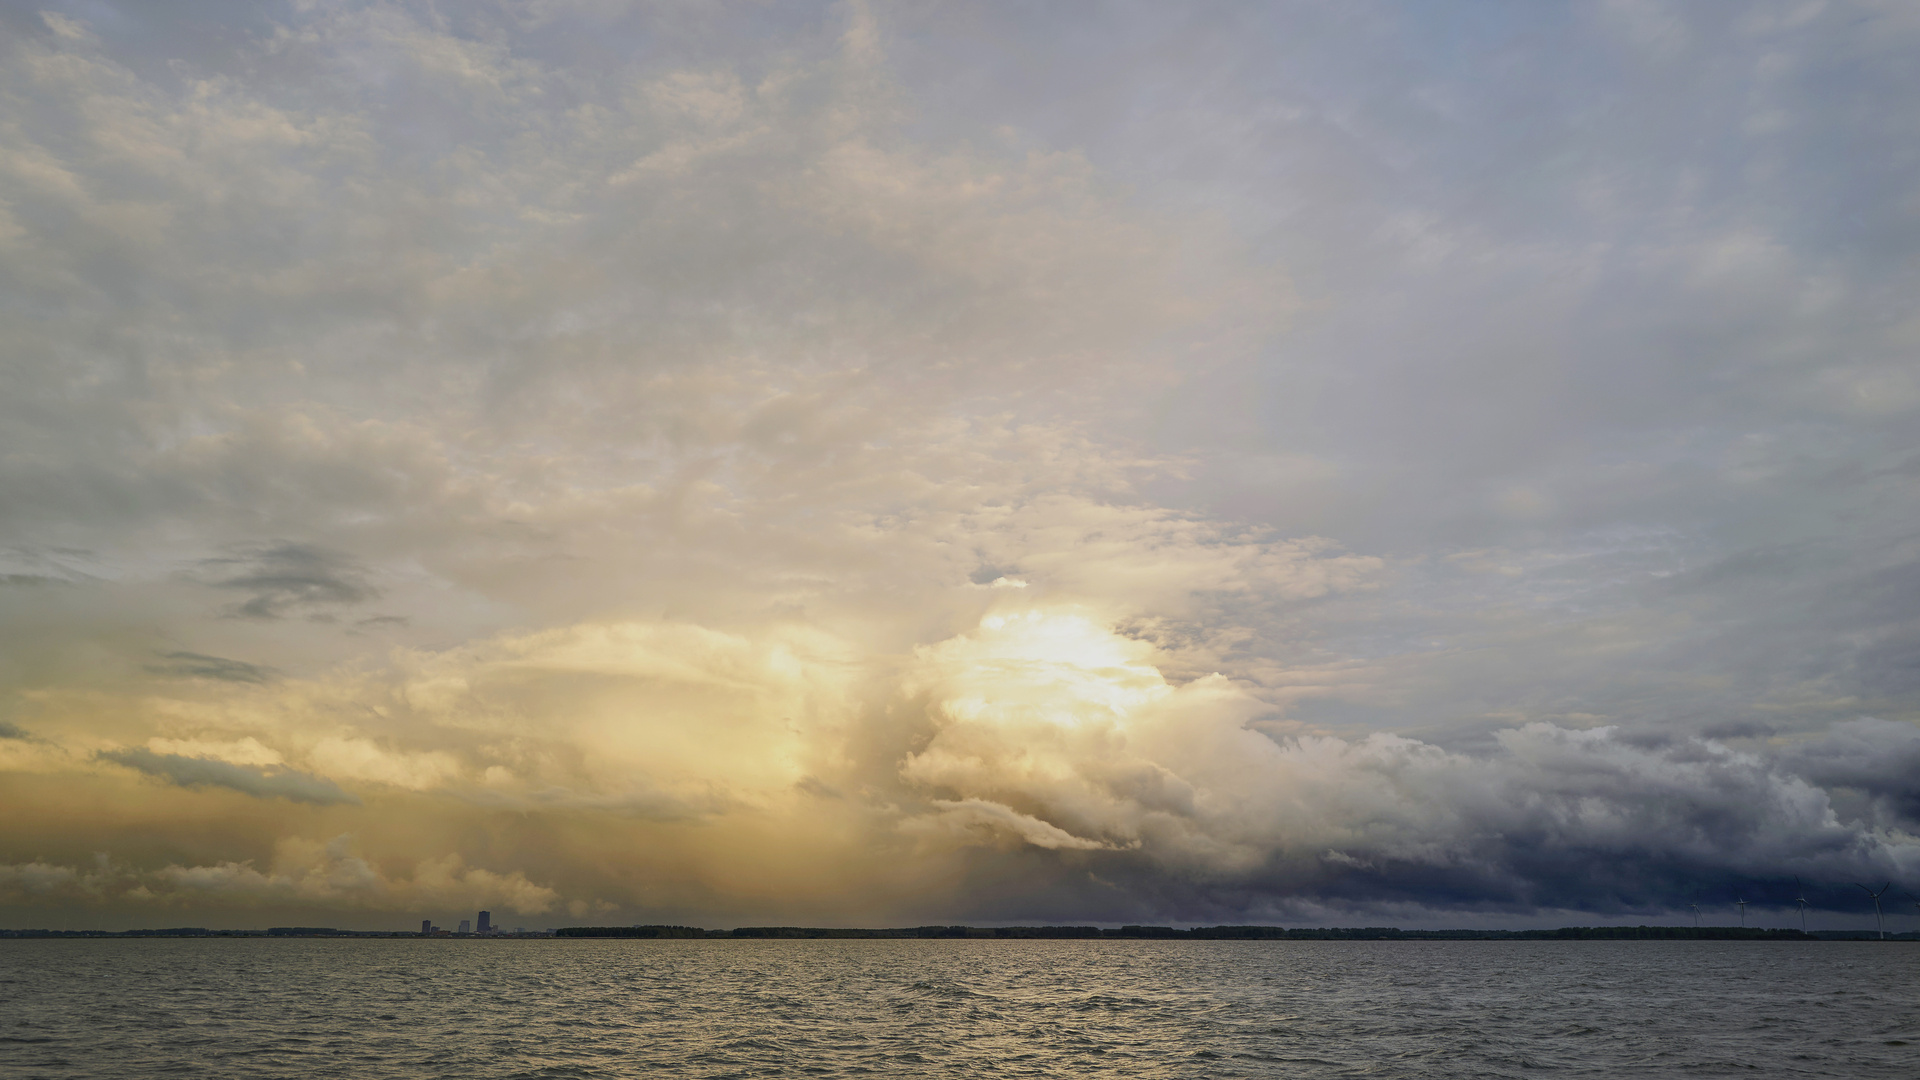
[0,835,560,916]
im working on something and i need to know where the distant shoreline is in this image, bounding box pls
[5,924,1915,941]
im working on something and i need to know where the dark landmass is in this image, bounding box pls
[0,927,546,938]
[555,924,1908,941]
[5,925,1914,940]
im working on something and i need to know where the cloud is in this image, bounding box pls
[0,547,100,587]
[52,605,1904,922]
[1779,718,1920,828]
[186,543,379,621]
[147,652,281,684]
[0,861,79,896]
[100,747,360,806]
[907,799,1126,852]
[0,836,561,915]
[304,737,464,793]
[0,1,1917,927]
[144,737,283,767]
[889,609,1918,913]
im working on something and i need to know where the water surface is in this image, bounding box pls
[2,938,1914,1077]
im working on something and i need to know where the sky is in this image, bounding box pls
[2,0,1918,932]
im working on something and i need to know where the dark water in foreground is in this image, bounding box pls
[2,939,1915,1078]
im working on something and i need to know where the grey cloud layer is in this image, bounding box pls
[100,748,361,806]
[147,652,281,684]
[187,543,380,621]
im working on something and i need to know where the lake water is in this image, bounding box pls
[2,938,1915,1078]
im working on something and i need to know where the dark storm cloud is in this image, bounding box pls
[99,748,360,806]
[0,720,29,740]
[1280,742,1855,915]
[1779,718,1920,828]
[928,721,1914,925]
[187,543,379,621]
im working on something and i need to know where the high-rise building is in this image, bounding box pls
[421,919,431,934]
[457,919,471,934]
[477,910,491,934]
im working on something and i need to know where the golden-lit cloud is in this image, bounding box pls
[0,835,561,916]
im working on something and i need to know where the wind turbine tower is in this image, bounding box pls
[1793,878,1811,933]
[1857,882,1891,940]
[1735,898,1748,928]
[1689,903,1701,928]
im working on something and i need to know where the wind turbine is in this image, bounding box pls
[1735,897,1748,928]
[1689,903,1701,928]
[1793,878,1811,933]
[1857,882,1891,940]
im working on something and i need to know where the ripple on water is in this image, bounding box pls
[1,939,1917,1078]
